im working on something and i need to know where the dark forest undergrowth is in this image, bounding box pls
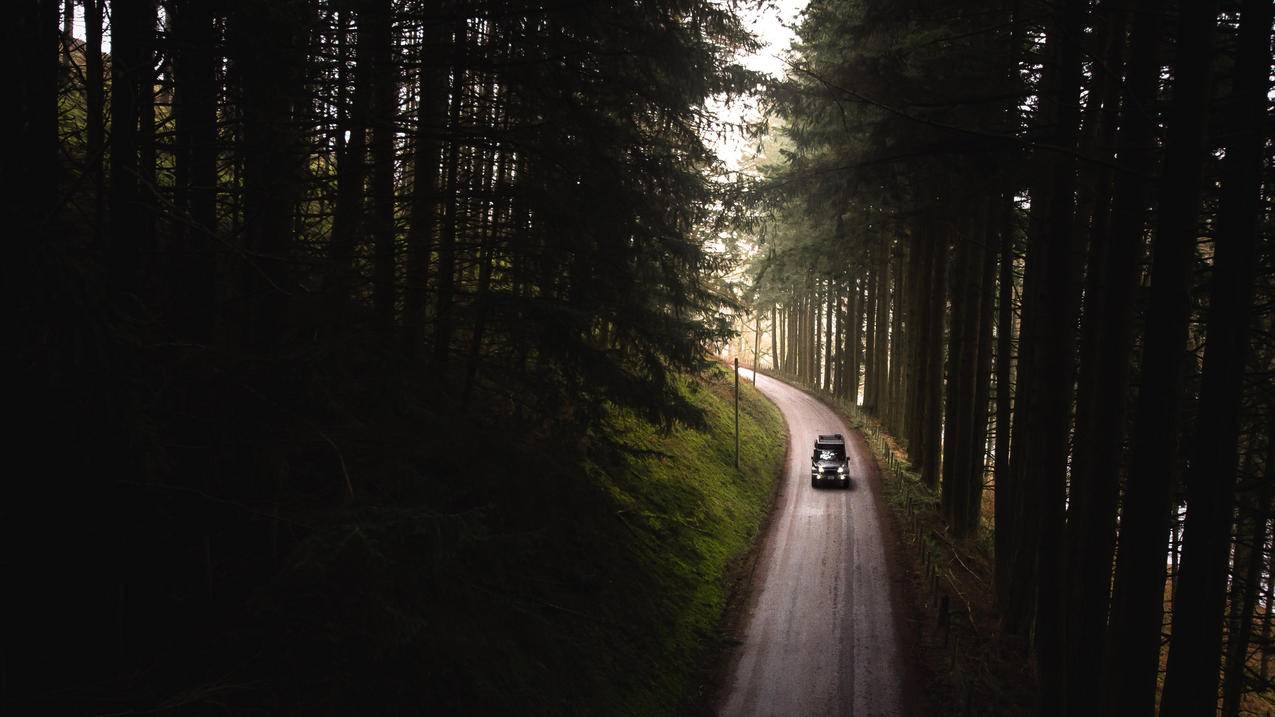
[9,313,785,715]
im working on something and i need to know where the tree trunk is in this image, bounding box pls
[85,0,104,245]
[1027,3,1085,709]
[813,283,822,386]
[235,0,305,350]
[15,0,58,238]
[992,192,1015,602]
[404,10,447,359]
[864,260,878,410]
[903,237,924,442]
[966,208,996,536]
[172,0,218,342]
[892,251,902,428]
[463,70,509,404]
[771,305,779,371]
[921,221,947,488]
[1064,0,1162,705]
[369,0,398,342]
[431,15,466,375]
[1106,0,1219,712]
[942,228,973,525]
[1161,0,1270,708]
[824,281,834,390]
[1222,419,1274,717]
[327,6,375,324]
[874,240,890,416]
[109,0,153,296]
[908,229,932,458]
[849,277,861,401]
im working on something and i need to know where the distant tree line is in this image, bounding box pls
[749,0,1273,713]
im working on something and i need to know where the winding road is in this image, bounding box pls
[718,370,912,717]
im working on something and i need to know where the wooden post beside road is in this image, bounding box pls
[734,357,740,470]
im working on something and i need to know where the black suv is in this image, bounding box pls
[811,433,849,488]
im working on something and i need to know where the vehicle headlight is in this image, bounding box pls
[837,466,846,474]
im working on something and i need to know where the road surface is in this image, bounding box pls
[719,370,910,717]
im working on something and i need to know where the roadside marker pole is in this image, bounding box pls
[734,358,740,470]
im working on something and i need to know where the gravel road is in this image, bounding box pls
[718,370,912,717]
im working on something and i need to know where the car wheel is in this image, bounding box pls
[811,476,818,489]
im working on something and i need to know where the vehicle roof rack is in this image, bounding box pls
[816,434,845,443]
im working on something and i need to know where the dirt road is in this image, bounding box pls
[718,370,911,717]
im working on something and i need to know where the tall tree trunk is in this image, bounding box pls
[463,78,509,405]
[138,8,158,258]
[1222,420,1274,717]
[907,230,932,458]
[85,0,104,245]
[942,229,973,524]
[1000,0,1085,674]
[793,296,801,377]
[1161,0,1270,708]
[172,0,218,342]
[992,193,1016,602]
[1054,0,1163,707]
[404,10,447,359]
[1062,2,1140,709]
[327,7,374,324]
[809,285,818,383]
[235,0,305,350]
[1106,0,1219,712]
[15,0,58,243]
[431,14,466,375]
[849,277,862,401]
[890,251,906,434]
[967,209,996,536]
[783,302,791,373]
[1264,547,1274,685]
[109,0,153,297]
[369,0,398,342]
[921,221,947,488]
[772,305,779,372]
[991,0,1025,611]
[826,281,836,387]
[1026,2,1085,709]
[813,283,822,386]
[864,260,878,410]
[874,239,890,416]
[824,281,834,390]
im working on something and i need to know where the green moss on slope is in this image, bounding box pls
[252,367,786,715]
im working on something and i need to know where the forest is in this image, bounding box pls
[10,0,781,713]
[743,0,1275,713]
[8,0,1275,714]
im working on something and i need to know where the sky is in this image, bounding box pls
[711,0,806,172]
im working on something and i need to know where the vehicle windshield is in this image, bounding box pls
[814,445,844,461]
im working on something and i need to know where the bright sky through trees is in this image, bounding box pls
[712,0,804,171]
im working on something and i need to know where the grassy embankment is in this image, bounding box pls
[258,365,786,714]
